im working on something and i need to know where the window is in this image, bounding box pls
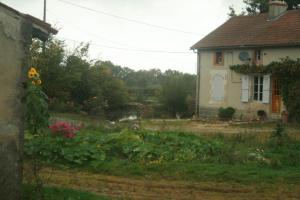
[214,51,223,65]
[254,50,262,64]
[253,76,263,101]
[255,50,261,61]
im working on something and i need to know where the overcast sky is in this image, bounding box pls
[2,0,244,73]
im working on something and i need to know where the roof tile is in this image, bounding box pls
[191,10,300,49]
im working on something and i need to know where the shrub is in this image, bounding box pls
[257,110,267,121]
[49,121,82,138]
[49,99,81,113]
[257,110,266,117]
[269,122,289,146]
[218,107,236,120]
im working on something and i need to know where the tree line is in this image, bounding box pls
[30,38,196,119]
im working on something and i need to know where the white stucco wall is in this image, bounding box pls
[197,47,300,119]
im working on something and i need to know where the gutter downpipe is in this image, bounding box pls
[195,49,201,118]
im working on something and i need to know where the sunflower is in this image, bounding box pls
[28,72,35,79]
[29,67,37,74]
[28,67,40,79]
[37,80,42,85]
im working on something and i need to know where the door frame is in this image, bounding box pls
[271,77,281,114]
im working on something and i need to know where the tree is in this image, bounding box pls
[30,38,66,100]
[90,62,129,112]
[228,5,237,17]
[243,0,269,15]
[160,70,196,117]
[230,0,300,16]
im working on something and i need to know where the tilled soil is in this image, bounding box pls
[30,167,300,200]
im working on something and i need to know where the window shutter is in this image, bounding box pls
[241,75,249,102]
[263,74,271,103]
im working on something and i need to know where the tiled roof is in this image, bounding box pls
[191,10,300,50]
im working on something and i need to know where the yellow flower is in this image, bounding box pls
[28,72,35,79]
[28,67,39,79]
[29,67,37,74]
[37,80,42,85]
[31,81,36,85]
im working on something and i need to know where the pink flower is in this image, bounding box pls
[49,121,82,139]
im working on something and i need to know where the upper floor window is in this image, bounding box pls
[254,50,262,64]
[214,51,224,66]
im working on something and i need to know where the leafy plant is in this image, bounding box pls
[218,107,236,120]
[24,67,50,199]
[25,67,49,134]
[257,110,267,121]
[49,121,82,138]
[270,122,289,146]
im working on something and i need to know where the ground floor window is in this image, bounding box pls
[253,76,263,101]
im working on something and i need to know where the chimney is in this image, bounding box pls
[269,0,288,19]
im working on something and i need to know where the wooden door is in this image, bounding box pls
[272,78,281,113]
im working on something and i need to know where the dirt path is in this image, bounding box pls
[31,167,300,200]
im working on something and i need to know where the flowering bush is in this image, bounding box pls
[49,121,82,138]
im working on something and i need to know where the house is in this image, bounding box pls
[191,0,300,119]
[0,2,57,199]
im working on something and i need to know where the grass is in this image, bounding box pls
[73,160,300,184]
[23,185,110,200]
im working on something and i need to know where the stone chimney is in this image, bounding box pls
[269,0,288,19]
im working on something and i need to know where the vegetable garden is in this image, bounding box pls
[24,121,300,184]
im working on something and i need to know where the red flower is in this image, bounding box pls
[49,121,83,139]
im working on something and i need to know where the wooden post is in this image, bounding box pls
[43,0,47,22]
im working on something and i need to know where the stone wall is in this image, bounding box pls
[0,6,30,199]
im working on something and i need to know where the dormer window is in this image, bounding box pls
[214,51,224,66]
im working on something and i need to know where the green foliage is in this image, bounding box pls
[230,58,300,122]
[25,127,300,166]
[160,70,196,117]
[269,122,290,146]
[30,39,129,117]
[228,5,237,17]
[24,128,300,183]
[257,110,267,120]
[25,71,49,134]
[243,0,269,15]
[218,107,236,120]
[230,64,266,74]
[24,130,224,166]
[232,0,300,16]
[257,110,266,117]
[30,38,196,118]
